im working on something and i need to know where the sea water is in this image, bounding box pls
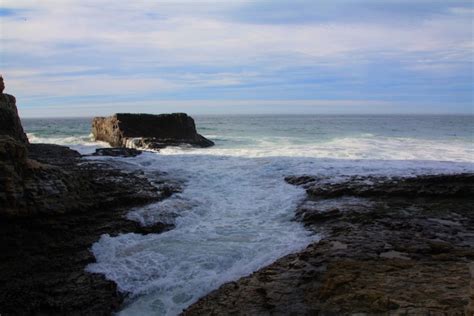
[23,114,474,315]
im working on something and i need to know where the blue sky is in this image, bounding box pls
[0,0,473,117]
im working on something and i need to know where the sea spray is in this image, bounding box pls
[22,115,474,315]
[86,152,318,315]
[86,151,472,316]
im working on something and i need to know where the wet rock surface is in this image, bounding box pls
[92,147,143,157]
[1,143,160,217]
[184,173,474,315]
[0,92,182,314]
[92,113,214,150]
[0,143,179,315]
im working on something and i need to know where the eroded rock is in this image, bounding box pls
[0,89,180,314]
[184,173,474,315]
[0,143,179,315]
[92,113,214,150]
[92,147,143,157]
[0,93,28,143]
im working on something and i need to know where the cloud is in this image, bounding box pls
[2,0,471,65]
[1,0,472,114]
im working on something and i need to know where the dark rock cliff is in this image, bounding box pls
[92,113,214,149]
[0,91,180,314]
[0,93,31,216]
[0,93,28,144]
[0,93,91,217]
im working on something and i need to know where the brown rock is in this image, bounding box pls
[184,174,474,315]
[467,263,474,315]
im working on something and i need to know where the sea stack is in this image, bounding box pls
[92,113,214,150]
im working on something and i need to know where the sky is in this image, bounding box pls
[0,0,473,117]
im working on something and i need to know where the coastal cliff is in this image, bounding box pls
[92,113,214,149]
[0,93,28,143]
[0,99,160,217]
[0,93,31,216]
[0,94,179,314]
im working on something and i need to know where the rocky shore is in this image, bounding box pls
[184,174,474,315]
[0,143,182,315]
[1,86,473,315]
[0,90,182,314]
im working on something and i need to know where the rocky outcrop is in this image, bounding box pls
[91,147,142,157]
[184,173,474,315]
[0,135,31,216]
[468,263,474,315]
[0,143,180,315]
[0,93,32,216]
[92,113,214,150]
[0,92,181,314]
[0,93,28,143]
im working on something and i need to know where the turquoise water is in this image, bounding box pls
[23,114,474,161]
[22,114,474,316]
[196,114,473,141]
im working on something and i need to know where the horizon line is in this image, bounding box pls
[20,112,474,119]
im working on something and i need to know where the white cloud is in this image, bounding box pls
[5,70,262,99]
[1,0,472,105]
[2,1,471,65]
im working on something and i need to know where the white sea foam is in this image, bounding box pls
[27,133,110,155]
[27,130,473,163]
[28,126,473,315]
[87,152,319,316]
[162,134,474,163]
[86,150,473,316]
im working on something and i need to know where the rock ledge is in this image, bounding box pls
[184,173,474,315]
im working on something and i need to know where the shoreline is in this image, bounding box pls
[184,173,474,315]
[2,104,473,314]
[1,142,473,314]
[0,144,179,315]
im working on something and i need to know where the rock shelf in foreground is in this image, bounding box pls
[92,113,214,150]
[184,173,474,315]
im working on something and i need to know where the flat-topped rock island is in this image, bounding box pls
[92,113,214,150]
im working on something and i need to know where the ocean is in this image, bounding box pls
[22,114,474,315]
